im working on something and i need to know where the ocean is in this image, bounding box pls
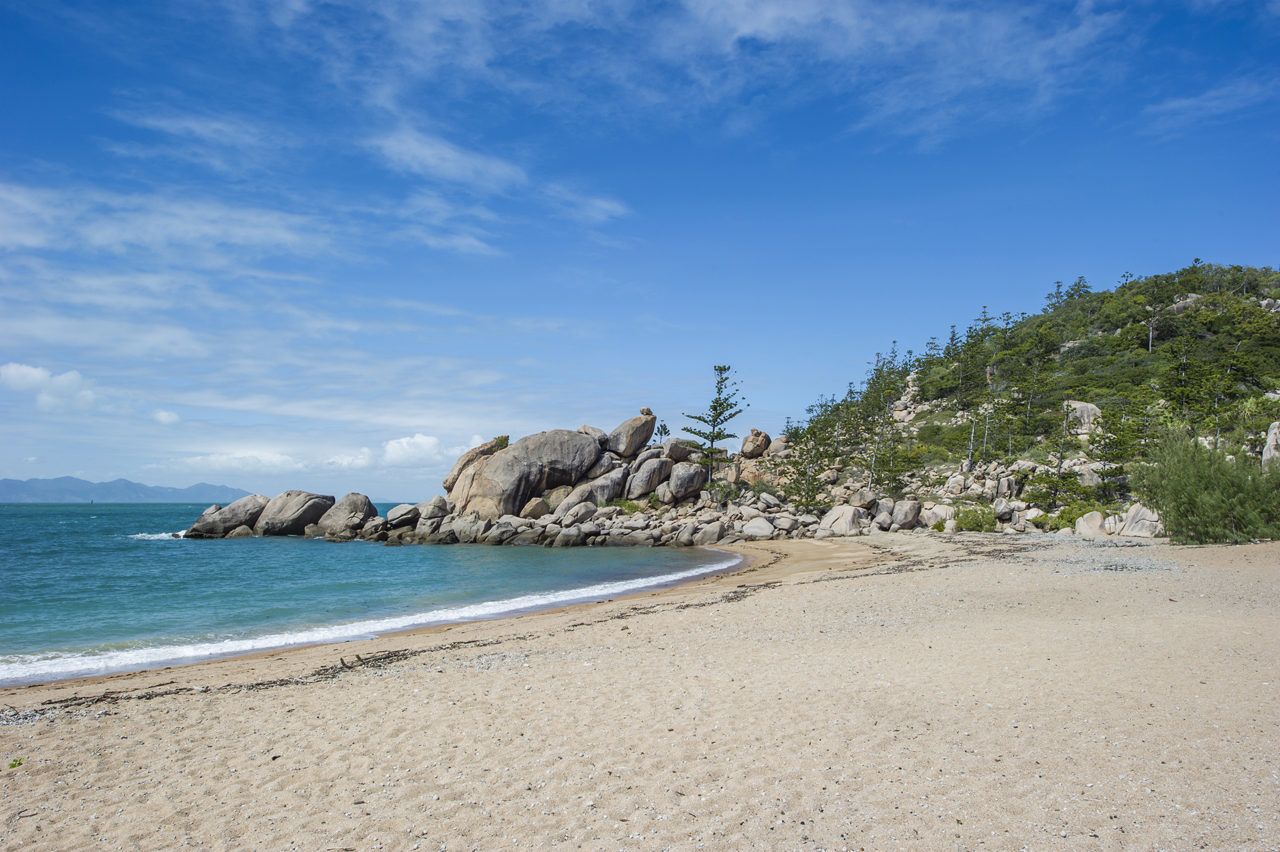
[0,503,737,686]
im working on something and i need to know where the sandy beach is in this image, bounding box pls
[2,534,1277,849]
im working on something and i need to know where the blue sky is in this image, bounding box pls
[1,1,1277,499]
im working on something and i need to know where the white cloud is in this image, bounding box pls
[153,409,181,425]
[105,107,286,173]
[234,0,1125,143]
[114,109,268,146]
[170,433,477,480]
[0,362,97,411]
[0,184,66,251]
[328,447,374,469]
[0,362,54,392]
[370,126,527,192]
[0,182,325,263]
[394,190,502,253]
[414,231,500,254]
[0,309,211,359]
[178,450,306,472]
[174,433,473,478]
[1142,77,1278,136]
[544,184,630,225]
[381,432,446,466]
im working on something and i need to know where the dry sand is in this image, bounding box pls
[1,534,1277,849]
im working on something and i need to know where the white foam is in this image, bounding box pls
[0,551,740,686]
[128,531,186,540]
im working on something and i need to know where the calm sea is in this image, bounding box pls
[0,503,735,686]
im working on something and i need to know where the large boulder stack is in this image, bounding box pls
[315,492,377,539]
[186,494,269,538]
[668,462,707,501]
[740,429,771,459]
[444,409,685,521]
[184,401,1178,550]
[442,436,509,492]
[449,429,603,520]
[254,491,336,536]
[626,457,674,500]
[607,408,657,457]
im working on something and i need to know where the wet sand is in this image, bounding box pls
[2,534,1277,848]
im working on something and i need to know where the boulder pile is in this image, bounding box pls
[185,407,1167,547]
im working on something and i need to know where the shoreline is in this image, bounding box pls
[3,535,1277,847]
[0,543,770,699]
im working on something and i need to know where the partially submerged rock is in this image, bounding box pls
[187,494,269,538]
[386,503,420,529]
[254,491,336,536]
[316,492,377,539]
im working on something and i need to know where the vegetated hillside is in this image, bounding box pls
[779,261,1280,503]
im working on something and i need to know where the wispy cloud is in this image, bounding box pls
[105,107,289,174]
[178,432,480,475]
[1141,77,1278,137]
[369,126,527,192]
[544,184,630,225]
[0,310,211,359]
[227,0,1127,143]
[0,181,325,264]
[394,191,502,254]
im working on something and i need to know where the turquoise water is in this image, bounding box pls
[0,504,735,685]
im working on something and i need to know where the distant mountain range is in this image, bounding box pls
[0,477,251,504]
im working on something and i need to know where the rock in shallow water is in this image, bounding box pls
[187,494,269,538]
[254,491,335,537]
[316,492,377,538]
[386,503,420,529]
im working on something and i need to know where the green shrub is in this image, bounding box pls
[931,519,946,532]
[606,499,646,515]
[1044,500,1107,531]
[954,505,996,532]
[1022,469,1096,509]
[1132,432,1280,544]
[748,479,780,496]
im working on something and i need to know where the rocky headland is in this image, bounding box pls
[185,404,1196,548]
